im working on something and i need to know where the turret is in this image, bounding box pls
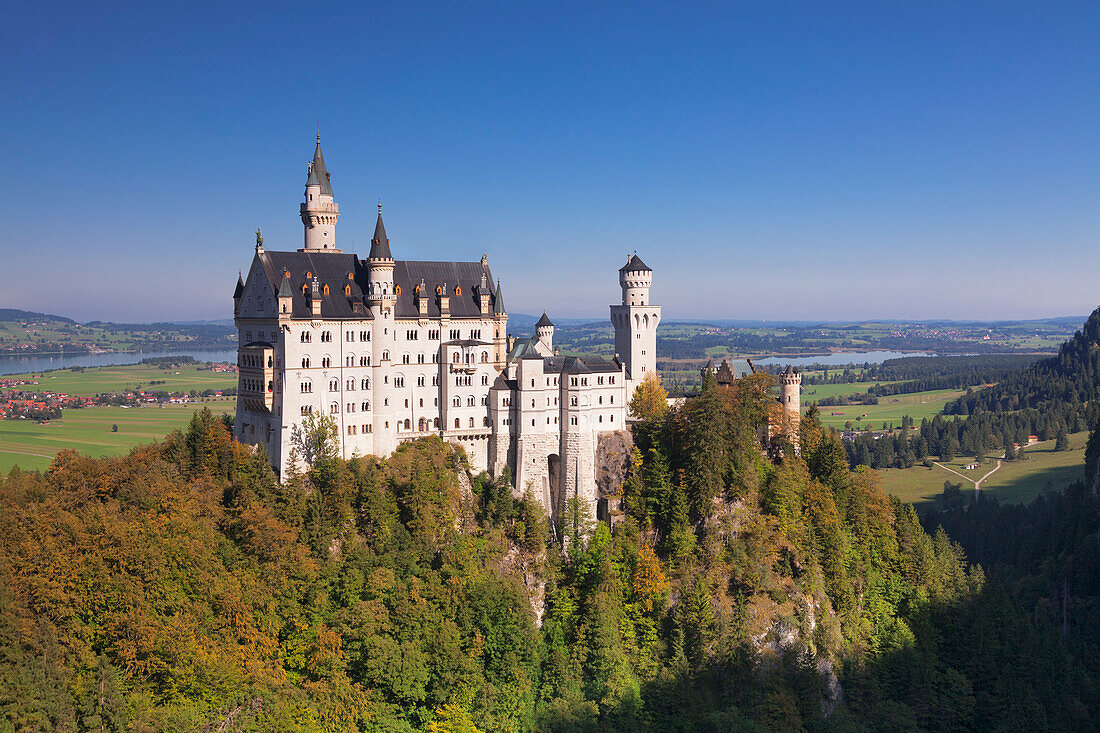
[535,312,554,351]
[779,365,802,449]
[299,134,341,252]
[610,253,661,394]
[619,253,652,306]
[233,271,244,316]
[366,203,395,302]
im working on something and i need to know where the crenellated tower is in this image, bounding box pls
[610,253,661,396]
[779,365,802,449]
[535,312,554,352]
[299,134,341,252]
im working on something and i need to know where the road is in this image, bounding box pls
[933,457,1003,494]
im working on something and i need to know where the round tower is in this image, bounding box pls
[619,255,653,306]
[366,203,395,300]
[779,365,801,414]
[300,134,341,252]
[535,312,554,351]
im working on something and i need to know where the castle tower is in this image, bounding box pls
[367,204,398,454]
[535,312,554,352]
[779,365,802,448]
[299,134,341,252]
[610,253,661,395]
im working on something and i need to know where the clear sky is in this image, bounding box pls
[3,1,1098,323]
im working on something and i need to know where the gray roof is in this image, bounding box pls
[368,212,392,260]
[251,249,502,321]
[305,136,333,196]
[233,273,245,299]
[535,312,554,328]
[543,355,621,374]
[494,279,506,314]
[276,270,295,298]
[620,253,651,272]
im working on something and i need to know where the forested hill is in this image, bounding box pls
[3,388,1099,729]
[946,305,1100,426]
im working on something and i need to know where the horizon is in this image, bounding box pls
[4,1,1099,322]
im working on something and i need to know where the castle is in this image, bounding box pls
[233,137,657,521]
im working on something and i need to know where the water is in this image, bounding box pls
[0,348,239,376]
[753,350,933,368]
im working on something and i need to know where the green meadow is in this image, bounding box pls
[806,387,971,430]
[6,363,236,396]
[0,401,235,473]
[878,430,1090,511]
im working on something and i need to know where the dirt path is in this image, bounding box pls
[933,458,1002,494]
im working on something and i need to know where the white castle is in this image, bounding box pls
[233,137,659,520]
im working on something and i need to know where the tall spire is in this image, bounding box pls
[494,279,507,315]
[306,134,333,196]
[368,206,392,260]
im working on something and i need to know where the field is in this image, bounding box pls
[7,363,237,396]
[879,430,1090,510]
[0,401,235,472]
[806,387,971,429]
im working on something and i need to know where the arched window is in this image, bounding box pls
[346,379,355,390]
[301,284,308,295]
[481,351,488,363]
[301,357,310,368]
[346,355,355,367]
[323,284,330,296]
[395,284,401,295]
[418,418,426,431]
[361,378,370,389]
[452,352,460,363]
[468,417,475,427]
[361,400,371,411]
[434,418,440,429]
[454,418,460,429]
[344,284,351,295]
[403,419,410,430]
[329,402,338,414]
[382,350,390,361]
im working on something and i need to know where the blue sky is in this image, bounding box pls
[3,1,1098,323]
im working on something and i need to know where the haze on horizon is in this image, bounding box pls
[3,1,1098,325]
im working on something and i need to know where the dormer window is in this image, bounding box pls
[344,284,351,295]
[323,284,330,296]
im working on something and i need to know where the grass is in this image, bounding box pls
[0,401,235,473]
[879,430,1090,511]
[807,387,970,430]
[5,363,236,396]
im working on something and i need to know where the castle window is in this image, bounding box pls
[361,356,370,366]
[450,329,460,340]
[322,357,331,368]
[469,417,475,427]
[417,376,425,387]
[346,355,355,367]
[301,284,308,295]
[402,354,410,364]
[329,402,338,414]
[418,354,425,364]
[329,379,339,391]
[453,397,460,407]
[610,414,614,422]
[382,350,389,361]
[344,284,351,296]
[300,406,312,415]
[361,378,370,389]
[361,400,371,411]
[432,375,439,386]
[454,418,460,429]
[571,417,578,426]
[598,396,603,405]
[481,351,488,363]
[305,271,312,279]
[599,415,603,423]
[434,418,440,429]
[301,357,311,368]
[363,424,372,433]
[395,285,401,296]
[455,286,461,296]
[469,397,476,406]
[482,375,488,386]
[347,425,356,435]
[610,395,614,404]
[347,403,355,413]
[301,332,311,343]
[395,376,405,388]
[346,378,355,390]
[429,329,440,340]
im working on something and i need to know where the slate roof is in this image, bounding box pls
[494,280,507,314]
[251,249,502,321]
[368,212,392,260]
[620,253,651,272]
[305,136,333,196]
[535,312,554,328]
[276,270,295,298]
[233,273,245,299]
[544,355,621,374]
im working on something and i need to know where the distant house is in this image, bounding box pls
[963,463,979,470]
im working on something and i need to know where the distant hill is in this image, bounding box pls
[0,308,76,325]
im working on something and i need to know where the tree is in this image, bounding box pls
[1054,427,1070,452]
[629,372,668,422]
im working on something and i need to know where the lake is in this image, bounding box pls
[753,351,933,367]
[0,348,239,376]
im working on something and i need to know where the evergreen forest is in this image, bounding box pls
[3,359,1099,731]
